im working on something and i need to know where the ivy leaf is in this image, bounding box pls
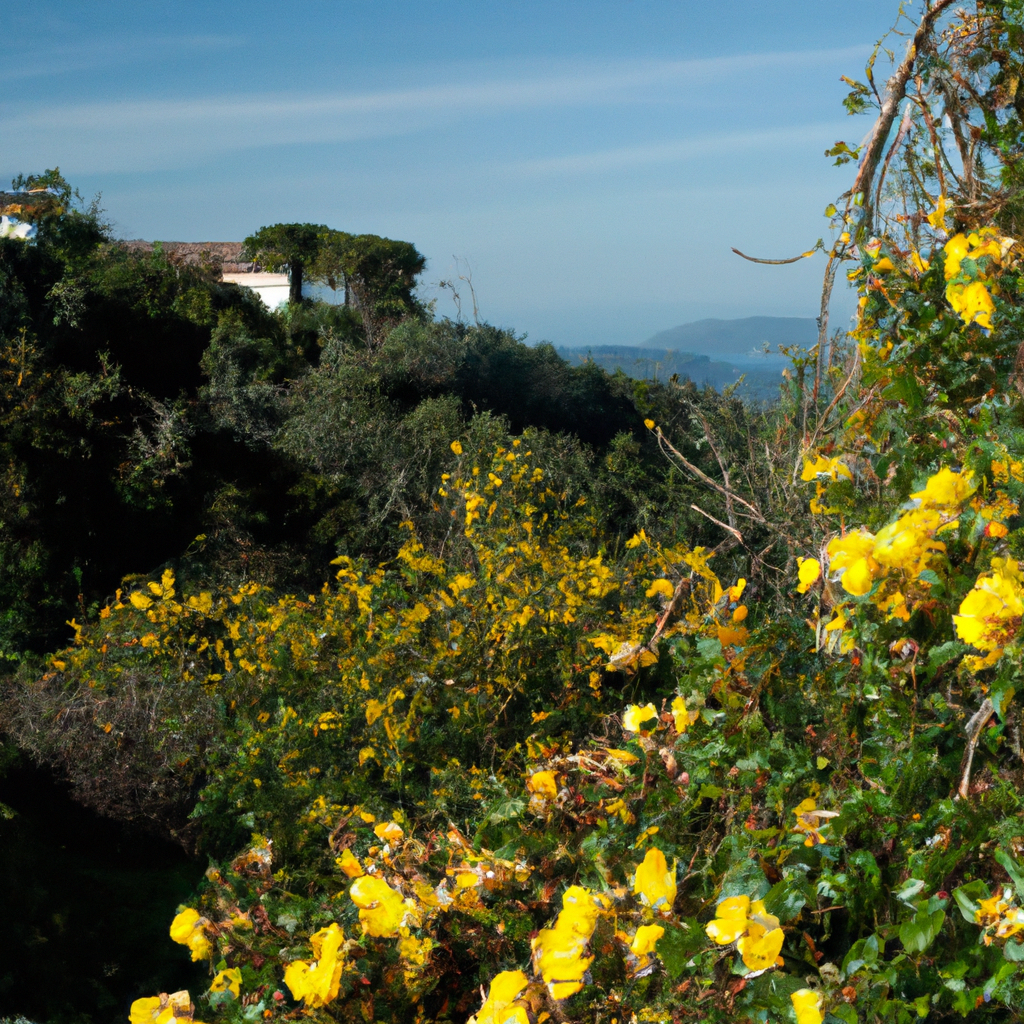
[484,795,525,824]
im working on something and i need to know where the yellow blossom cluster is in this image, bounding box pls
[943,227,1014,331]
[283,923,348,1007]
[531,885,611,999]
[807,468,976,631]
[168,908,211,962]
[129,991,205,1024]
[801,453,853,514]
[705,894,785,971]
[953,557,1024,669]
[974,891,1024,947]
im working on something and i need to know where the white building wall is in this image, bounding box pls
[222,272,291,310]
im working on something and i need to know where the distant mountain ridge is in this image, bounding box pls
[642,316,817,364]
[555,316,817,399]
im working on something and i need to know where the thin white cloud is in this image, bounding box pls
[2,45,868,173]
[508,124,843,177]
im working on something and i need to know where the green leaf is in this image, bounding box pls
[830,1006,858,1024]
[697,784,725,801]
[899,908,945,953]
[895,878,926,905]
[952,880,990,922]
[763,876,812,922]
[1004,938,1024,961]
[484,795,525,824]
[994,848,1024,899]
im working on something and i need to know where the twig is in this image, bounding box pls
[957,698,995,800]
[874,104,915,221]
[690,504,743,544]
[731,247,815,265]
[655,431,768,525]
[805,345,862,454]
[646,577,691,649]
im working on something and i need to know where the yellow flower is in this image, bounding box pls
[643,418,655,430]
[630,924,665,955]
[468,970,530,1024]
[373,821,404,843]
[792,798,837,846]
[169,908,212,962]
[633,847,677,910]
[946,280,996,329]
[671,695,698,733]
[792,989,823,1024]
[927,194,948,230]
[349,876,408,937]
[827,530,877,596]
[646,578,675,599]
[801,455,852,482]
[737,907,784,971]
[209,968,242,999]
[944,233,971,279]
[283,923,346,1008]
[527,770,559,814]
[450,440,463,454]
[336,848,364,878]
[841,557,874,596]
[705,895,751,945]
[871,508,946,578]
[129,997,171,1024]
[622,703,658,732]
[129,992,193,1024]
[706,896,784,971]
[527,770,558,799]
[532,886,608,999]
[911,467,976,507]
[953,557,1024,660]
[796,557,821,593]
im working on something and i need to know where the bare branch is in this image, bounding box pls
[848,0,959,225]
[731,247,816,265]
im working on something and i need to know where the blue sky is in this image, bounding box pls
[4,0,904,346]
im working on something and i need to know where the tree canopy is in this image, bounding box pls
[242,222,327,304]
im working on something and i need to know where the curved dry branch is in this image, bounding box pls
[731,247,815,265]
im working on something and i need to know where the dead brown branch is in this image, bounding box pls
[731,247,815,265]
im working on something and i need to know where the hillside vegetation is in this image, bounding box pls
[7,4,1024,1023]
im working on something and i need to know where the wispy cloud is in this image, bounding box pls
[2,45,867,174]
[508,124,842,177]
[0,34,244,84]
